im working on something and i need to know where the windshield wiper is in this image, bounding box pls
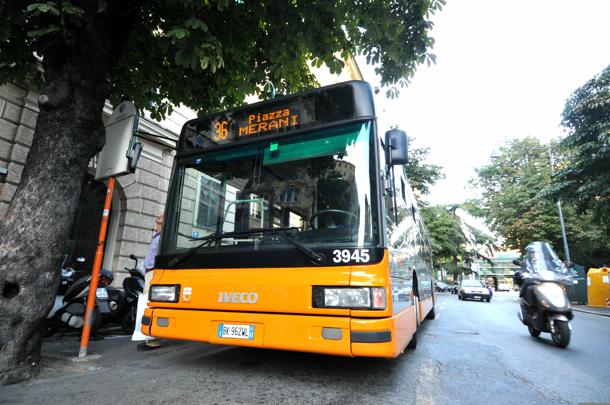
[268,228,325,265]
[167,227,324,267]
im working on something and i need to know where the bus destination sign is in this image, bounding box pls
[179,82,373,153]
[213,108,300,141]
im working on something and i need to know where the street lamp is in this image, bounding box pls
[490,144,571,265]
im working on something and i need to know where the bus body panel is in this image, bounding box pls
[143,307,353,356]
[149,253,395,318]
[142,249,423,358]
[350,305,417,358]
[149,266,355,316]
[420,295,434,322]
[142,305,418,358]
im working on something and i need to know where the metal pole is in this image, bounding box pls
[79,176,115,357]
[547,146,571,264]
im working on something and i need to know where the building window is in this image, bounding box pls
[194,174,222,230]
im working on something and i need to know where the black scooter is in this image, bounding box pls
[45,257,113,338]
[513,241,574,348]
[105,254,144,333]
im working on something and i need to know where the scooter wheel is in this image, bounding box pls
[91,307,103,336]
[527,325,540,337]
[121,306,136,334]
[41,320,56,338]
[551,321,570,348]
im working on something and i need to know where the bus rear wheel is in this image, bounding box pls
[408,297,420,349]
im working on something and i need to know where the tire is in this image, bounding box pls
[91,307,102,337]
[528,325,541,337]
[426,281,436,320]
[408,296,420,349]
[41,319,56,338]
[458,294,462,300]
[551,321,570,348]
[121,305,136,334]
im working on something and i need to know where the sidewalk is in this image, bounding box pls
[3,327,233,404]
[572,304,610,318]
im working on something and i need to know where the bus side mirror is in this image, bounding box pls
[385,130,408,166]
[512,259,522,266]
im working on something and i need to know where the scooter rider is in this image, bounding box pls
[513,244,538,308]
[511,241,574,348]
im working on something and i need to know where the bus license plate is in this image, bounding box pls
[218,323,254,340]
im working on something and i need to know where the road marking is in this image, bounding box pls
[416,359,440,405]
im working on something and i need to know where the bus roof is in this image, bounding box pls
[177,80,375,156]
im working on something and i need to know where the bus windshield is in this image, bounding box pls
[163,122,379,254]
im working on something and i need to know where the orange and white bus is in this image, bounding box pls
[142,81,435,357]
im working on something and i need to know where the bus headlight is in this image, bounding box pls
[149,285,180,302]
[313,287,386,309]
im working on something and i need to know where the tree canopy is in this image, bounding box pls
[472,137,608,269]
[552,64,610,226]
[1,0,445,118]
[420,205,494,279]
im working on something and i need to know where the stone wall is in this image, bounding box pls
[0,83,39,219]
[112,149,175,279]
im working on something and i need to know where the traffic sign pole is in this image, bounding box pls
[78,176,115,358]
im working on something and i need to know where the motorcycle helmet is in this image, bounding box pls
[99,268,114,286]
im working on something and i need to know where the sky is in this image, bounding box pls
[358,0,610,205]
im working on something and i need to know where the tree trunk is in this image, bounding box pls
[0,24,113,386]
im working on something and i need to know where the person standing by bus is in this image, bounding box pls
[133,213,163,350]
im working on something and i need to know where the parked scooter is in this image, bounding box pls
[105,254,144,334]
[513,241,574,348]
[44,257,113,338]
[56,255,83,295]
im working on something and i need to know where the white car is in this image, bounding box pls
[458,279,492,302]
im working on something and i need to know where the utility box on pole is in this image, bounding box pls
[95,101,142,180]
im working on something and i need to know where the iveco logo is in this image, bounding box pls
[218,292,258,304]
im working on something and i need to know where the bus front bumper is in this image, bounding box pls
[141,307,404,358]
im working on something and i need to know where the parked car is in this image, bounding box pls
[458,279,492,302]
[435,281,451,292]
[497,282,511,292]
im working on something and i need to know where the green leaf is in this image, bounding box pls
[26,25,60,38]
[26,2,61,16]
[167,28,189,39]
[200,56,209,70]
[185,18,208,32]
[60,2,84,16]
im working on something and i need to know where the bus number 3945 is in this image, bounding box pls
[332,249,370,264]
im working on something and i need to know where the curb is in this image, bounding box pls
[572,307,610,318]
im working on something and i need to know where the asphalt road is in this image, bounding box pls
[3,292,609,404]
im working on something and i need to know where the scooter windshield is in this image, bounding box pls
[523,241,564,274]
